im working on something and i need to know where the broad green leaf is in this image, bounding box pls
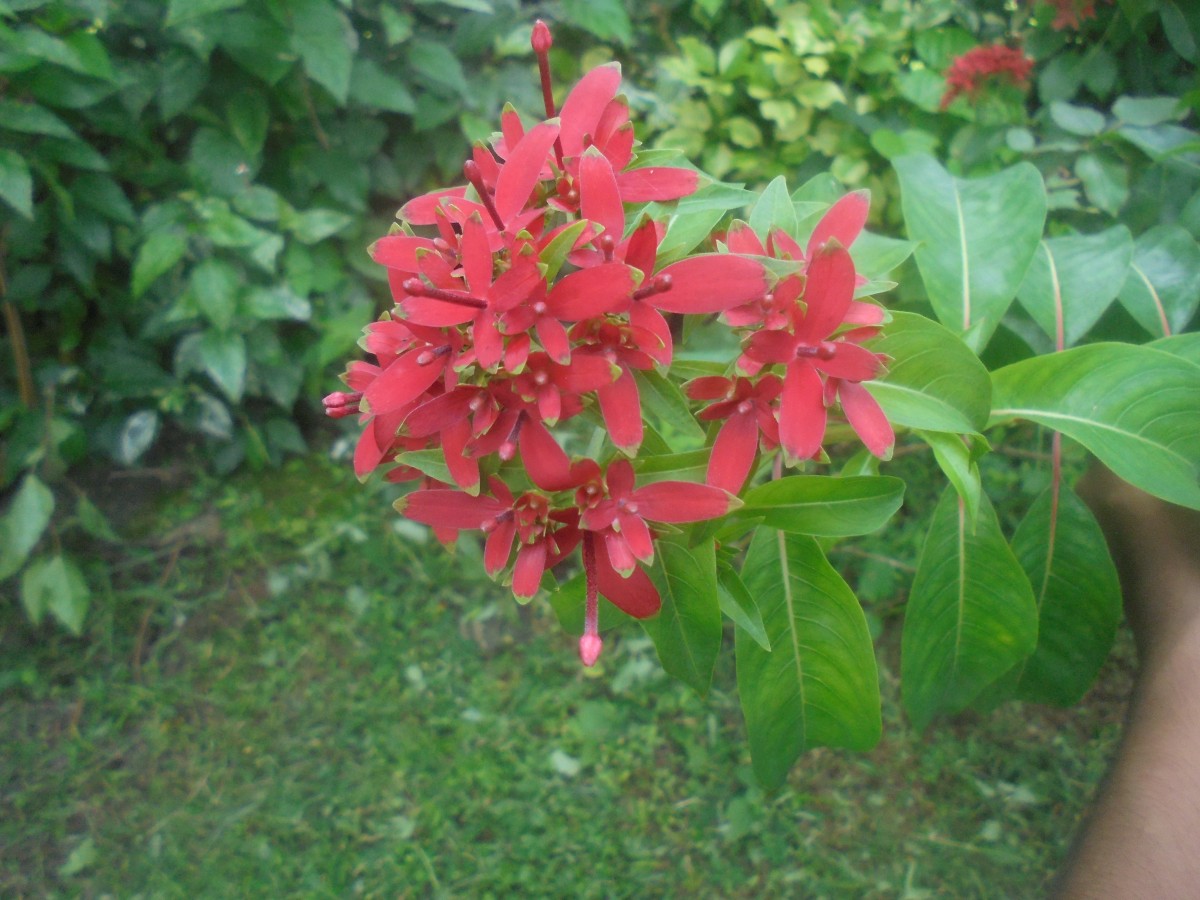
[226,90,269,156]
[407,39,468,97]
[630,449,709,484]
[850,230,916,282]
[990,343,1200,510]
[633,370,705,452]
[1016,227,1133,347]
[0,473,55,580]
[73,173,136,226]
[642,536,723,696]
[212,12,293,85]
[918,430,983,526]
[735,475,904,536]
[901,488,1038,731]
[716,562,769,651]
[0,98,77,138]
[291,0,357,103]
[894,155,1046,351]
[1050,101,1106,136]
[1117,224,1200,337]
[562,0,633,44]
[864,311,991,434]
[656,205,725,266]
[748,176,795,242]
[197,330,247,402]
[391,450,453,487]
[285,208,354,244]
[188,258,240,331]
[21,554,89,635]
[1118,124,1200,176]
[0,147,31,219]
[737,531,881,788]
[548,570,636,635]
[76,494,120,543]
[349,58,416,114]
[539,219,589,282]
[116,410,160,465]
[1075,152,1129,217]
[1010,486,1121,706]
[1150,332,1200,367]
[244,286,311,321]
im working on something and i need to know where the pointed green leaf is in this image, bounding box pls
[737,530,881,788]
[748,175,796,242]
[197,330,247,402]
[918,430,983,526]
[132,231,187,298]
[189,259,240,331]
[990,343,1200,510]
[901,488,1038,731]
[1016,227,1133,347]
[290,0,357,103]
[894,155,1046,351]
[633,370,705,452]
[642,536,723,696]
[0,148,32,219]
[864,311,991,433]
[716,562,770,651]
[21,554,89,634]
[1117,224,1200,338]
[735,475,904,536]
[1150,332,1200,367]
[0,474,55,580]
[1010,486,1121,706]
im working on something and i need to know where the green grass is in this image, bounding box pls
[1,453,1131,898]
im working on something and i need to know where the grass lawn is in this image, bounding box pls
[1,453,1132,898]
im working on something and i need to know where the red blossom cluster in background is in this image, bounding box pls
[325,21,894,666]
[940,45,1035,110]
[1037,0,1110,30]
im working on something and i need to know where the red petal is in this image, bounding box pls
[707,413,759,494]
[623,218,660,276]
[363,350,446,416]
[519,417,573,491]
[474,317,504,371]
[498,105,524,158]
[839,381,895,459]
[371,235,438,271]
[685,376,733,401]
[653,254,769,314]
[398,489,506,529]
[594,539,660,618]
[579,150,625,241]
[504,332,530,373]
[615,166,699,203]
[603,529,638,577]
[795,243,856,343]
[512,541,548,598]
[807,190,870,257]
[631,481,736,522]
[598,368,642,454]
[402,386,478,437]
[601,123,635,172]
[399,187,469,225]
[779,360,826,461]
[484,519,517,575]
[536,383,561,424]
[816,342,884,382]
[442,418,480,493]
[353,410,402,478]
[559,63,622,160]
[461,214,491,295]
[593,96,630,150]
[489,258,544,311]
[744,328,796,364]
[768,228,805,260]
[494,120,561,224]
[844,300,886,325]
[553,353,619,394]
[401,296,477,328]
[536,317,572,364]
[606,458,635,498]
[616,512,655,564]
[547,262,634,320]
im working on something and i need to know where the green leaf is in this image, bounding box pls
[1049,101,1106,136]
[1010,486,1121,706]
[863,311,991,434]
[116,410,160,465]
[284,208,354,244]
[166,0,245,26]
[73,173,136,226]
[655,205,725,265]
[0,473,55,581]
[244,286,311,321]
[716,562,769,651]
[0,147,32,219]
[737,530,881,789]
[894,155,1046,351]
[1113,95,1185,127]
[1150,332,1200,367]
[642,536,723,696]
[212,12,293,84]
[1075,152,1129,216]
[21,554,89,635]
[548,570,635,635]
[57,836,97,878]
[561,0,633,45]
[188,259,240,331]
[633,370,705,452]
[226,90,269,156]
[537,219,589,282]
[630,449,709,484]
[406,39,468,98]
[290,0,357,103]
[735,475,904,536]
[918,430,983,526]
[850,231,916,283]
[197,330,247,402]
[990,343,1200,510]
[1016,227,1134,347]
[349,58,416,114]
[748,175,795,242]
[0,98,77,138]
[76,494,120,543]
[901,488,1038,731]
[1117,224,1200,337]
[1118,124,1200,176]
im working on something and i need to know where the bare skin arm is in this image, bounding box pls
[1053,468,1200,899]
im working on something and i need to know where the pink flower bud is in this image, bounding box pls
[579,633,603,667]
[531,20,553,54]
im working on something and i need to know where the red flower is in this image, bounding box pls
[940,45,1035,110]
[686,375,783,493]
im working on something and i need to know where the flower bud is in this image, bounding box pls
[531,20,553,54]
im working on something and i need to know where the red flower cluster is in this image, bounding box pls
[940,45,1035,110]
[1035,0,1109,30]
[326,22,896,667]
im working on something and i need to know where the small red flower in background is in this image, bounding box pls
[1032,0,1110,30]
[940,45,1035,111]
